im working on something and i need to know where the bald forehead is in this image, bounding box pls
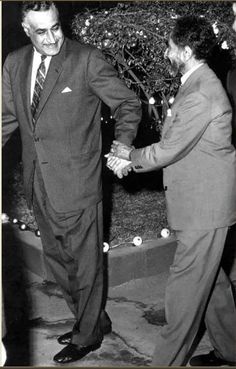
[23,3,59,27]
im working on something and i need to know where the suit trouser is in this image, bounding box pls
[152,228,236,366]
[32,164,104,347]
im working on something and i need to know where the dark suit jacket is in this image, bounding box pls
[131,64,236,230]
[227,67,236,148]
[2,38,141,212]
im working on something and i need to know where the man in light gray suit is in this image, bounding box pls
[224,0,236,301]
[107,15,236,366]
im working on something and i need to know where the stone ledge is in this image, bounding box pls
[107,238,176,286]
[6,224,176,287]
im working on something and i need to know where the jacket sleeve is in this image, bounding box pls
[2,55,19,147]
[131,91,215,171]
[87,48,142,146]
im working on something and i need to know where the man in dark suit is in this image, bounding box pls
[107,15,236,366]
[2,1,141,363]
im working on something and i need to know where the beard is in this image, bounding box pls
[167,58,185,77]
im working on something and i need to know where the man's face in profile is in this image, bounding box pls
[164,37,185,77]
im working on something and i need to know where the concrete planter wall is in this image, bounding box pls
[8,224,176,287]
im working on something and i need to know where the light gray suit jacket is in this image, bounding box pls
[131,64,236,230]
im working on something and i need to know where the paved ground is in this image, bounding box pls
[3,219,223,366]
[3,267,212,366]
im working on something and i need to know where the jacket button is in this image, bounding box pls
[34,137,39,142]
[164,186,168,191]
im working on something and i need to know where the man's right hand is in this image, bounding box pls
[105,154,132,178]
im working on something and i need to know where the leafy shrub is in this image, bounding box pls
[72,1,235,132]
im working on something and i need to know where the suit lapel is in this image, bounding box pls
[162,65,207,137]
[162,81,183,137]
[33,38,67,123]
[165,64,209,125]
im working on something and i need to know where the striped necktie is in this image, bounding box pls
[31,54,47,123]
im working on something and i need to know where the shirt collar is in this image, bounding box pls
[181,63,204,85]
[33,47,52,64]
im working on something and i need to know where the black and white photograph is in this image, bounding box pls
[2,1,236,366]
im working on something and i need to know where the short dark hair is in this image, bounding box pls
[21,1,56,22]
[171,15,217,61]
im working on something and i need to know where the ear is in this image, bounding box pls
[22,22,30,37]
[183,46,193,61]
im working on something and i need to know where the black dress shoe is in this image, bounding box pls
[190,350,236,366]
[57,323,112,345]
[57,331,72,345]
[57,312,112,345]
[53,342,101,364]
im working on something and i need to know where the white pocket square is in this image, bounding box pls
[61,87,72,93]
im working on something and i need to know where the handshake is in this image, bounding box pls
[105,140,134,179]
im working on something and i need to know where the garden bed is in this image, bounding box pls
[106,173,168,247]
[3,160,168,248]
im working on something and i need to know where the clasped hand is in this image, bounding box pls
[105,140,133,179]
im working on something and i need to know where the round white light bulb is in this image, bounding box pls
[1,213,9,223]
[148,97,155,105]
[132,236,143,246]
[161,228,170,238]
[103,242,110,252]
[35,229,41,237]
